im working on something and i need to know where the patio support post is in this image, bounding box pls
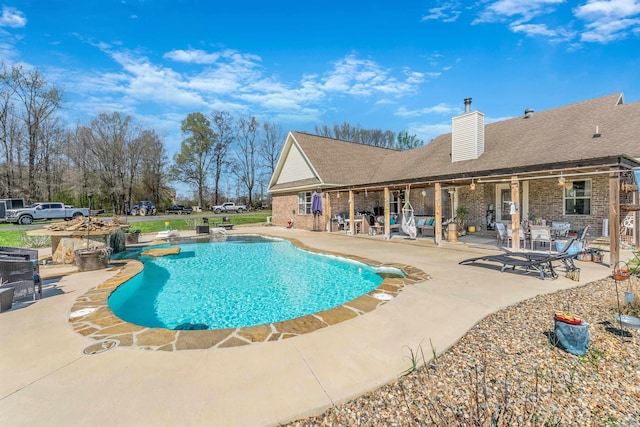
[324,192,331,232]
[384,187,390,238]
[434,183,442,246]
[634,191,640,247]
[609,170,620,266]
[348,190,355,235]
[510,176,521,251]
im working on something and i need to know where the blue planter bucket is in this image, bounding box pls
[555,240,582,255]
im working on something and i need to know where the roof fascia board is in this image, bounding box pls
[269,183,346,195]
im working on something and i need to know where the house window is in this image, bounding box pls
[564,180,591,215]
[298,191,312,215]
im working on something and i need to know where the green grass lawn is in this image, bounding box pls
[0,212,271,249]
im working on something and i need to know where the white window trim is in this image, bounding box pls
[298,191,312,215]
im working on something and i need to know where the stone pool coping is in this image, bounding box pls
[68,235,430,351]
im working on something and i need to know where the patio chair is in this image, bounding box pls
[530,225,553,252]
[506,225,527,249]
[551,221,571,238]
[495,222,508,246]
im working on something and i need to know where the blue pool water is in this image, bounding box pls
[108,235,392,330]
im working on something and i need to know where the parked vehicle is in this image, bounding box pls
[209,202,247,214]
[0,198,26,223]
[6,202,90,225]
[165,205,193,215]
[130,201,157,216]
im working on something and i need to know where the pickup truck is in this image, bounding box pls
[209,202,247,214]
[6,202,90,225]
[165,205,193,215]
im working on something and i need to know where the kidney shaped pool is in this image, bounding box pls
[108,235,403,330]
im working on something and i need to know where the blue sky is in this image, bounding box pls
[1,0,639,157]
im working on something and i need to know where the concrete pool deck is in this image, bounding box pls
[0,226,622,426]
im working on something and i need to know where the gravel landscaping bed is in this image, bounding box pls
[289,277,640,426]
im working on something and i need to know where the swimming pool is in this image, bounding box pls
[108,235,400,330]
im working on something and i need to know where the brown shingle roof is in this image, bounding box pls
[373,93,640,184]
[273,93,640,190]
[289,132,396,186]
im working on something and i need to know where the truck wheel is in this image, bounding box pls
[19,215,33,225]
[236,208,243,213]
[214,209,221,214]
[73,212,85,220]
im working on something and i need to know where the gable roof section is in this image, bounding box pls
[269,131,396,193]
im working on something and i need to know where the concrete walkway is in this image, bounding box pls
[0,226,619,426]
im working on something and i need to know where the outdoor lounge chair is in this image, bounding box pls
[156,229,180,239]
[458,239,580,280]
[214,217,234,230]
[0,247,41,300]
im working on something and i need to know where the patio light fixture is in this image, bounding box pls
[557,174,566,187]
[469,179,476,191]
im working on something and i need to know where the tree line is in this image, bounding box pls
[1,63,422,213]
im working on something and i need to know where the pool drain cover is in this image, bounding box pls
[83,339,119,355]
[372,292,394,301]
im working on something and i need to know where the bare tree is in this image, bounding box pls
[66,124,99,206]
[0,70,24,197]
[260,122,283,178]
[138,130,170,207]
[37,117,66,200]
[87,112,134,213]
[313,121,397,149]
[235,116,259,205]
[209,111,234,206]
[6,66,62,199]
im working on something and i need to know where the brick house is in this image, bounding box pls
[268,93,640,264]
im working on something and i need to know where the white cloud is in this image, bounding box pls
[164,48,222,64]
[475,0,565,24]
[574,0,640,43]
[575,0,640,17]
[55,38,428,136]
[395,103,457,118]
[97,49,207,107]
[511,23,559,37]
[408,122,452,143]
[321,54,423,97]
[422,2,462,22]
[472,0,640,45]
[0,6,27,28]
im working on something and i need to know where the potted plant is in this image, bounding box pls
[455,206,469,236]
[74,246,113,272]
[124,228,141,245]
